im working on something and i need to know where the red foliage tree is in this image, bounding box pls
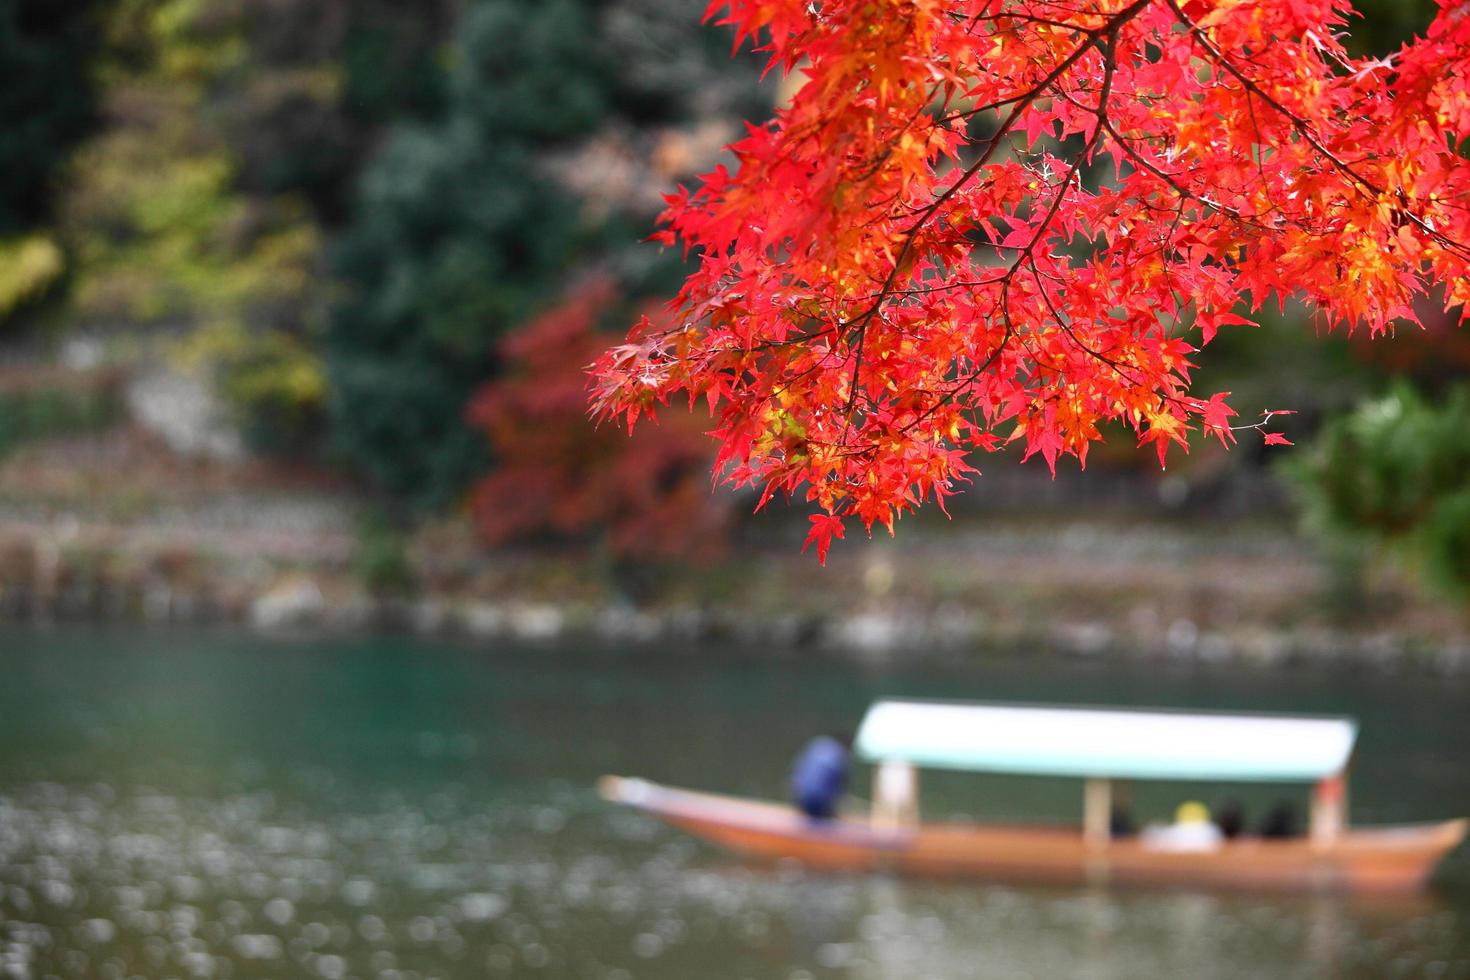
[590,0,1470,562]
[469,278,729,562]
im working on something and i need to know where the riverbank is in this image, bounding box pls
[4,535,1466,674]
[1,424,1466,673]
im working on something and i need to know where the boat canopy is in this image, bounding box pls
[855,700,1357,782]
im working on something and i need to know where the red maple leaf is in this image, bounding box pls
[801,513,847,565]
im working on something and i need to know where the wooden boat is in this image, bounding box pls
[599,700,1468,894]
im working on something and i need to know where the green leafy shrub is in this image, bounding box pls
[1291,383,1470,602]
[352,513,414,595]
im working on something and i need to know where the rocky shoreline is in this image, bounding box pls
[1,422,1466,675]
[4,537,1467,676]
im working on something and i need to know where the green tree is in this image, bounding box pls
[0,0,98,234]
[57,0,325,450]
[1292,384,1470,603]
[56,0,457,453]
[0,0,100,319]
[216,0,456,226]
[326,0,604,507]
[326,0,764,509]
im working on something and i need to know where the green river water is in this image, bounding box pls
[1,628,1468,979]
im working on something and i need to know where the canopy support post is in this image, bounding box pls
[1083,777,1111,850]
[1311,772,1347,850]
[872,760,918,829]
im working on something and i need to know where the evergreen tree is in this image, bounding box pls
[326,0,763,509]
[0,0,98,235]
[0,0,99,320]
[326,0,607,507]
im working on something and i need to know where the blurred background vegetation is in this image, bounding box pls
[0,0,1467,635]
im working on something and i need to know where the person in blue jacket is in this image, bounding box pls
[790,734,850,821]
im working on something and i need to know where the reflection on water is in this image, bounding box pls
[1,629,1468,979]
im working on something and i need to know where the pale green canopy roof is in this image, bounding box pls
[855,700,1357,782]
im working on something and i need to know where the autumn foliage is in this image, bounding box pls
[590,0,1470,562]
[469,279,729,561]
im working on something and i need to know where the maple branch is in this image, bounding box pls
[1224,409,1296,446]
[1028,253,1141,384]
[867,275,1008,300]
[592,0,1470,558]
[840,0,1151,429]
[899,68,1114,438]
[1011,28,1140,373]
[1097,114,1257,230]
[849,82,948,185]
[1166,0,1470,263]
[1013,24,1206,433]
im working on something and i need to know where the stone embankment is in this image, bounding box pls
[0,377,1463,672]
[0,508,1466,675]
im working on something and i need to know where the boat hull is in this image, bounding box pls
[599,776,1467,894]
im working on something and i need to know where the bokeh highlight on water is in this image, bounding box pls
[1,629,1467,979]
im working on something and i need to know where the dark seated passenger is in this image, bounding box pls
[1215,798,1245,840]
[790,735,850,821]
[1109,804,1136,838]
[1259,800,1301,839]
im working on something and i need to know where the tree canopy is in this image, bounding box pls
[590,0,1470,562]
[327,0,763,510]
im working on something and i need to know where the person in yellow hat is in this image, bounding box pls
[1141,800,1225,851]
